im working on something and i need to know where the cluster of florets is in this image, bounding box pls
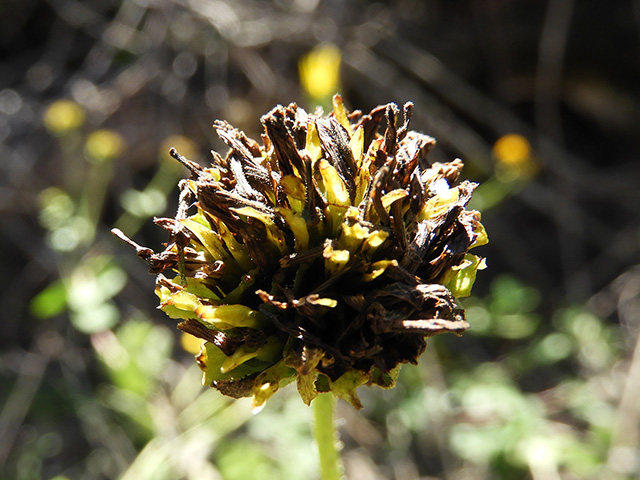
[114,95,487,412]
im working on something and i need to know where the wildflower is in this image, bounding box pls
[493,133,537,181]
[299,44,342,103]
[113,95,487,412]
[85,129,126,163]
[43,99,85,135]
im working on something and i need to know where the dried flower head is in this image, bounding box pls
[113,95,487,412]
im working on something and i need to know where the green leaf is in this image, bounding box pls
[371,364,401,389]
[328,369,369,410]
[490,275,540,314]
[216,439,280,480]
[197,342,282,385]
[195,304,267,330]
[182,276,220,301]
[250,360,297,413]
[220,337,282,374]
[157,288,202,320]
[297,371,319,406]
[199,342,266,386]
[30,280,67,318]
[70,301,119,334]
[67,256,127,313]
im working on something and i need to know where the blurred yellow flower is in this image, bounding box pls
[43,99,85,135]
[85,129,126,163]
[493,134,536,181]
[299,44,341,102]
[493,134,531,165]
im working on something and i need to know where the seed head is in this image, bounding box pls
[114,95,487,412]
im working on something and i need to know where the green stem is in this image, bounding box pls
[313,393,343,480]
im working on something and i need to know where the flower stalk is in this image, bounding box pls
[313,393,343,480]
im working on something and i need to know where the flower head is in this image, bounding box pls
[113,95,487,412]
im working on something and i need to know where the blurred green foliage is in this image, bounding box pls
[2,1,639,479]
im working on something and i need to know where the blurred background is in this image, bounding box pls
[1,0,640,479]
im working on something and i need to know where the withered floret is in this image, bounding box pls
[113,95,487,412]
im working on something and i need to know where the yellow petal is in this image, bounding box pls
[180,217,228,261]
[363,229,389,252]
[332,94,352,135]
[318,159,350,206]
[349,125,365,168]
[210,217,254,271]
[323,243,350,275]
[445,254,487,298]
[281,174,306,213]
[307,296,338,308]
[277,207,310,251]
[471,220,489,248]
[339,221,368,253]
[380,189,409,210]
[362,259,398,282]
[418,185,460,221]
[305,119,323,166]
